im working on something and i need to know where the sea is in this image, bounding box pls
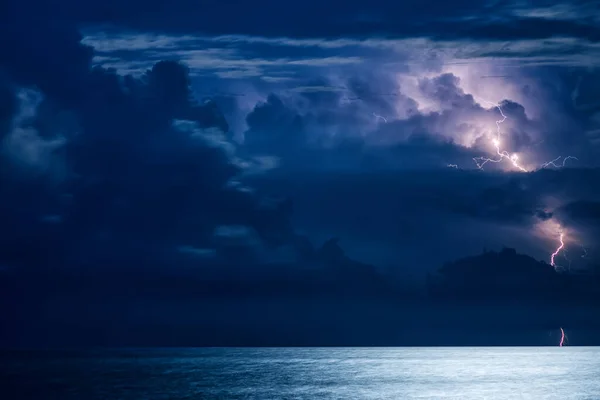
[1,347,599,399]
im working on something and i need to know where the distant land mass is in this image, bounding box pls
[428,247,600,303]
[2,240,599,347]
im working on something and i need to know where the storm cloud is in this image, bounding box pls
[1,0,600,346]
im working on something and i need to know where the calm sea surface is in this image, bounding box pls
[1,347,599,399]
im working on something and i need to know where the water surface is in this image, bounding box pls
[1,347,598,399]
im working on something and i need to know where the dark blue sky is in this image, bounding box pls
[1,0,600,345]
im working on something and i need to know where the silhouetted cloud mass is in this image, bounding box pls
[1,0,600,346]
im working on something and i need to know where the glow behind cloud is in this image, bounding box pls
[473,101,528,172]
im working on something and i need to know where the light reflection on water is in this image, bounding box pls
[1,347,599,399]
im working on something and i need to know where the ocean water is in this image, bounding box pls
[1,347,599,399]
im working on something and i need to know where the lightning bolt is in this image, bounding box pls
[373,112,388,123]
[559,327,565,347]
[540,156,579,169]
[473,101,528,172]
[472,101,578,172]
[548,230,590,273]
[550,232,565,269]
[447,164,459,169]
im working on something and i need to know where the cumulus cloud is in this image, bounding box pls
[77,14,600,174]
[1,89,67,177]
[0,11,302,275]
[236,66,597,174]
[2,0,600,280]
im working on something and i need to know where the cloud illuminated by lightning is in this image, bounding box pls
[472,101,578,172]
[473,101,528,172]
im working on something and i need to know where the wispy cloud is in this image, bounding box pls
[509,2,600,23]
[83,30,600,79]
[84,31,365,78]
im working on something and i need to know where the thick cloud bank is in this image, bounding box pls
[2,0,600,346]
[0,11,302,274]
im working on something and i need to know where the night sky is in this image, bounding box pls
[1,0,600,346]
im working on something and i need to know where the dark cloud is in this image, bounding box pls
[0,12,93,107]
[244,94,308,155]
[554,200,600,245]
[536,210,553,220]
[0,77,17,137]
[418,73,476,110]
[245,167,600,276]
[559,200,600,222]
[449,16,600,42]
[0,7,406,320]
[2,0,600,347]
[21,0,600,43]
[3,4,598,276]
[0,11,297,277]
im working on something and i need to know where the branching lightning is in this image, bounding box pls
[540,156,578,169]
[471,101,578,172]
[473,101,528,172]
[547,227,590,274]
[461,95,586,345]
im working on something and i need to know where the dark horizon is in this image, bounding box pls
[2,245,599,347]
